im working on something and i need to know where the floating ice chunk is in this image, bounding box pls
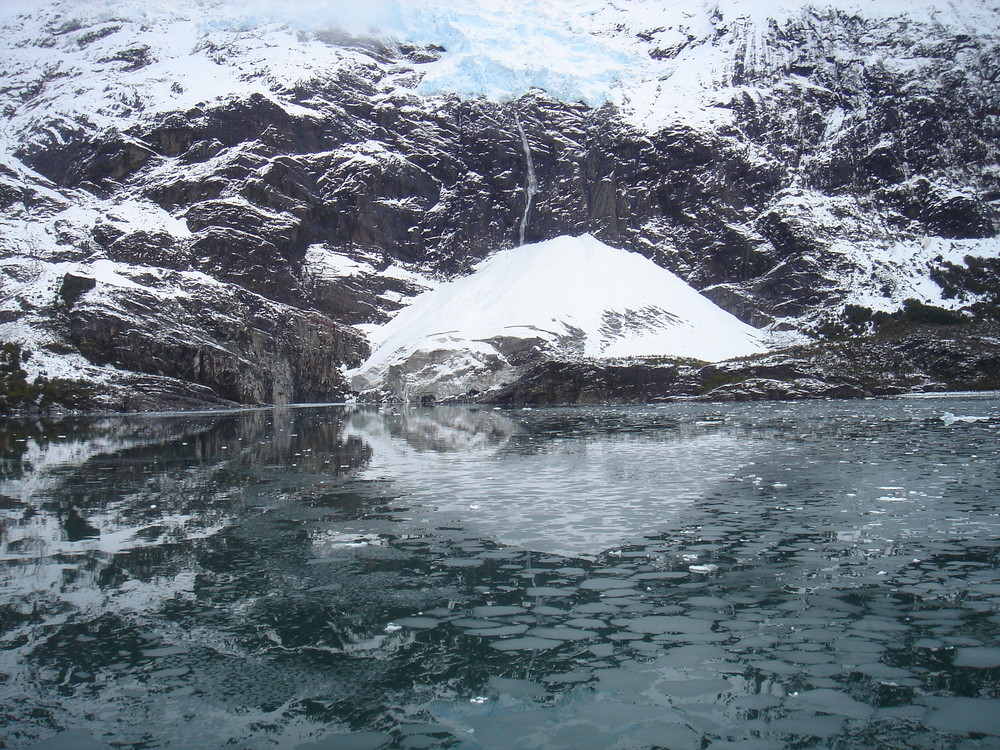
[565,617,605,628]
[314,532,385,550]
[787,688,875,719]
[580,577,635,591]
[465,625,528,638]
[941,412,988,425]
[490,636,563,651]
[689,564,719,574]
[924,696,1000,735]
[525,586,576,597]
[451,618,496,629]
[626,616,713,635]
[527,626,597,641]
[953,647,1000,668]
[471,605,524,617]
[393,617,440,629]
[464,625,529,637]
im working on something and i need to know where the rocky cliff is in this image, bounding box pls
[1,0,998,410]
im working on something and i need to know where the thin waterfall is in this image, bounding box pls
[514,113,537,246]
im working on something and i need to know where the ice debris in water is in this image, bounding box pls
[689,564,719,574]
[941,412,988,425]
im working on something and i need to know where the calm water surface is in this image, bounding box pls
[1,397,999,749]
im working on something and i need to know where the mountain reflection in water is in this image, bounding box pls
[1,399,999,749]
[345,406,760,556]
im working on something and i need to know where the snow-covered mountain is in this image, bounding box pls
[1,0,998,409]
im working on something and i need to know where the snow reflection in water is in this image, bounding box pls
[345,406,758,556]
[0,398,998,749]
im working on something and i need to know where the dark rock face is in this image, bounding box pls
[57,273,96,309]
[20,71,991,332]
[26,15,990,322]
[923,192,995,239]
[697,325,1000,401]
[58,273,369,407]
[487,361,701,405]
[27,130,156,188]
[487,324,1000,405]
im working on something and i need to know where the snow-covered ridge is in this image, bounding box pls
[351,234,768,399]
[4,0,998,149]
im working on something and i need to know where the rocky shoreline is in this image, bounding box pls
[5,322,996,416]
[486,323,1000,405]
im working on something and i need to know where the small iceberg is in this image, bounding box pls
[941,412,988,426]
[689,563,719,574]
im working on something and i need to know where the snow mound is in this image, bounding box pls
[351,234,767,399]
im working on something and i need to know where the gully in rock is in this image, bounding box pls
[514,111,538,247]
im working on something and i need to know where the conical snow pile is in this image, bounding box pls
[350,234,767,400]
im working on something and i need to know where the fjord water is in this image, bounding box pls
[1,398,998,749]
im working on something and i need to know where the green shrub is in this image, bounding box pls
[696,369,747,395]
[841,299,967,338]
[897,298,966,326]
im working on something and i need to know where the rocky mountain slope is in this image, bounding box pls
[1,0,998,410]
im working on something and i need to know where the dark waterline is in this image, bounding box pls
[1,398,999,749]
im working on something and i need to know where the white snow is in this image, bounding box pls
[4,0,997,146]
[351,234,767,397]
[842,236,1000,312]
[303,245,376,279]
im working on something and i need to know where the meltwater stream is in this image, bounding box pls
[1,398,998,749]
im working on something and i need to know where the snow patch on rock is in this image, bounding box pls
[842,236,1000,313]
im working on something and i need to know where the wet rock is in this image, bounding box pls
[484,324,1000,405]
[486,360,702,405]
[64,276,368,407]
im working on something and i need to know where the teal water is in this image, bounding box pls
[1,397,999,749]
